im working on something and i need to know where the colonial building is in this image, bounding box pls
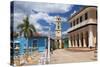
[55,16,62,48]
[67,6,97,48]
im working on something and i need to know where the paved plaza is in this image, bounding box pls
[14,48,97,66]
[50,48,97,64]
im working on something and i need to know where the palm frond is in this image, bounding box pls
[17,16,37,38]
[17,24,24,29]
[23,16,29,28]
[29,24,37,32]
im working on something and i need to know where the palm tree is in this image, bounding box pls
[17,16,36,57]
[17,16,36,37]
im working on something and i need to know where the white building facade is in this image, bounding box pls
[67,6,97,48]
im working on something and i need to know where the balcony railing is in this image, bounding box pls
[67,19,97,32]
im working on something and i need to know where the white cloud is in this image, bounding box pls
[62,30,68,35]
[29,13,44,32]
[13,12,53,33]
[14,1,73,14]
[71,10,77,16]
[13,13,26,31]
[32,3,73,13]
[13,1,72,36]
[39,30,55,39]
[29,12,55,25]
[13,12,68,36]
[61,17,67,22]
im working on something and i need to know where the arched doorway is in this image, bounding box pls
[81,33,84,47]
[70,36,73,47]
[77,34,79,47]
[64,38,69,48]
[74,35,76,47]
[57,40,60,48]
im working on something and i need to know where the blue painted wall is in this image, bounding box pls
[38,37,48,52]
[14,37,27,55]
[28,37,48,52]
[14,36,48,55]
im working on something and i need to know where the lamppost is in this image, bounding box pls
[32,9,51,64]
[47,25,51,63]
[43,26,51,64]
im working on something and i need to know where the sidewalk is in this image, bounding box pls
[66,47,96,52]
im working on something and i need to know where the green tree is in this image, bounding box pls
[17,16,36,38]
[17,16,36,56]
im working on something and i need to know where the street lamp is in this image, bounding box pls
[47,25,51,63]
[32,9,51,64]
[43,26,51,63]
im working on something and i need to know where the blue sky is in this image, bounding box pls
[11,1,84,39]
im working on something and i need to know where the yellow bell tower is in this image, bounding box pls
[55,16,62,49]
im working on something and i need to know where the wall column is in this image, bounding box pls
[75,35,78,47]
[93,29,97,48]
[83,32,86,47]
[89,26,94,47]
[72,37,75,47]
[79,33,82,47]
[68,36,71,47]
[94,35,97,47]
[59,39,62,48]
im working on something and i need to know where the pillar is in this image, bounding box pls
[93,29,97,48]
[83,32,87,47]
[72,37,75,47]
[79,33,82,47]
[75,35,78,47]
[55,40,57,49]
[94,35,97,47]
[59,39,62,48]
[68,36,71,47]
[89,26,94,47]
